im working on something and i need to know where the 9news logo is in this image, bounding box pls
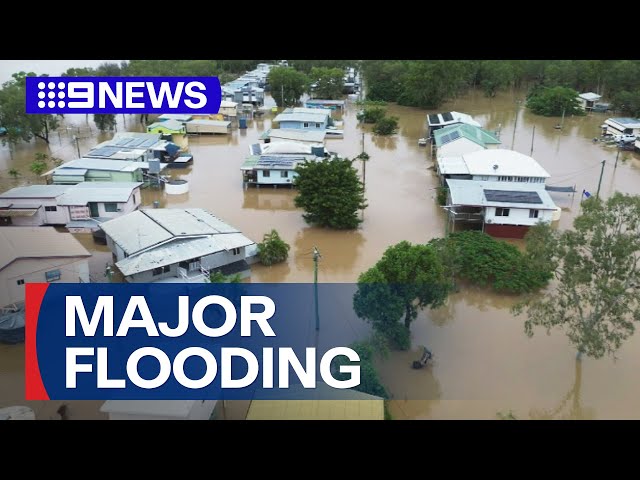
[25,76,222,114]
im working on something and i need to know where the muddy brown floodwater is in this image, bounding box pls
[1,84,640,420]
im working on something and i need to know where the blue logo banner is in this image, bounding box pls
[25,76,221,114]
[26,283,369,400]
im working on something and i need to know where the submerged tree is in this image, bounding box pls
[268,67,309,107]
[526,86,585,117]
[257,229,290,266]
[354,241,452,349]
[94,114,117,132]
[513,193,640,360]
[294,157,367,229]
[309,67,344,99]
[373,116,399,136]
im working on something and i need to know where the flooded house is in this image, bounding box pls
[602,117,640,137]
[577,92,602,111]
[249,141,329,157]
[146,119,186,136]
[0,183,142,231]
[157,114,193,123]
[445,179,559,239]
[0,227,90,308]
[433,124,501,158]
[435,149,550,185]
[87,132,182,163]
[273,111,329,131]
[185,119,231,135]
[426,111,481,141]
[219,100,238,118]
[99,208,256,283]
[305,99,346,111]
[260,128,326,145]
[45,158,165,185]
[241,154,322,186]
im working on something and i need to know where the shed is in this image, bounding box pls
[186,119,231,135]
[577,92,602,111]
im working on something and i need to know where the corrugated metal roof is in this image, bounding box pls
[0,226,90,270]
[285,107,332,118]
[246,383,384,420]
[116,233,254,276]
[100,210,173,255]
[100,208,248,256]
[447,179,557,210]
[86,146,147,159]
[46,159,160,175]
[147,119,184,131]
[606,117,640,128]
[186,119,231,127]
[438,149,550,178]
[220,100,238,108]
[274,112,328,124]
[265,129,326,143]
[305,99,346,106]
[427,111,481,128]
[579,92,601,101]
[158,114,192,122]
[53,169,87,176]
[0,208,39,217]
[0,185,69,199]
[434,124,501,148]
[57,182,142,206]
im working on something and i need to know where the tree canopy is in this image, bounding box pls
[514,193,640,359]
[294,157,367,229]
[354,241,452,349]
[309,67,344,99]
[526,86,585,117]
[0,72,59,145]
[257,229,290,266]
[268,67,309,107]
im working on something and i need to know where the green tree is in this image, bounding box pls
[354,241,452,349]
[0,72,59,145]
[94,114,117,132]
[361,60,407,102]
[208,271,242,283]
[294,157,367,229]
[29,160,48,176]
[373,116,398,136]
[8,168,20,179]
[267,67,309,107]
[257,229,290,266]
[309,67,344,99]
[612,90,640,117]
[526,86,585,117]
[357,106,386,124]
[513,193,640,360]
[477,60,515,97]
[331,338,388,398]
[428,231,553,294]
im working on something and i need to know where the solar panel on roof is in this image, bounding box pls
[114,138,132,146]
[428,114,440,125]
[88,146,119,157]
[449,130,460,141]
[140,139,157,147]
[484,190,543,204]
[442,112,454,122]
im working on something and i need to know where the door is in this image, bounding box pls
[89,202,99,218]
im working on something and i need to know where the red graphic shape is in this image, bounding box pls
[25,283,49,400]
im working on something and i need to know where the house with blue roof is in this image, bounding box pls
[433,124,501,158]
[273,111,329,131]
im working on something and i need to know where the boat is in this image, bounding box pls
[0,304,25,344]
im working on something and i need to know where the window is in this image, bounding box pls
[16,279,24,286]
[152,266,170,276]
[262,170,270,177]
[315,123,321,128]
[45,269,61,282]
[281,170,288,178]
[133,194,137,204]
[231,247,241,255]
[45,206,57,212]
[303,122,309,128]
[495,208,510,217]
[529,209,539,218]
[104,203,118,212]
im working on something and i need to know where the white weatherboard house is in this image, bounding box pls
[241,154,321,186]
[0,183,142,231]
[433,124,501,157]
[0,227,90,308]
[445,179,558,239]
[100,208,256,283]
[602,117,640,137]
[436,149,550,185]
[577,92,602,111]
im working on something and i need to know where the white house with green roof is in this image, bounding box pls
[433,124,501,158]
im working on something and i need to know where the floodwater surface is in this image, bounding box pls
[1,73,639,419]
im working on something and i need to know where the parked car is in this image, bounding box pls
[613,133,637,144]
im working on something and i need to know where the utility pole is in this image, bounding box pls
[73,135,81,158]
[313,246,321,331]
[596,159,606,199]
[530,125,536,156]
[511,104,518,150]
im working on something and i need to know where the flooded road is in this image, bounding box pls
[1,72,639,418]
